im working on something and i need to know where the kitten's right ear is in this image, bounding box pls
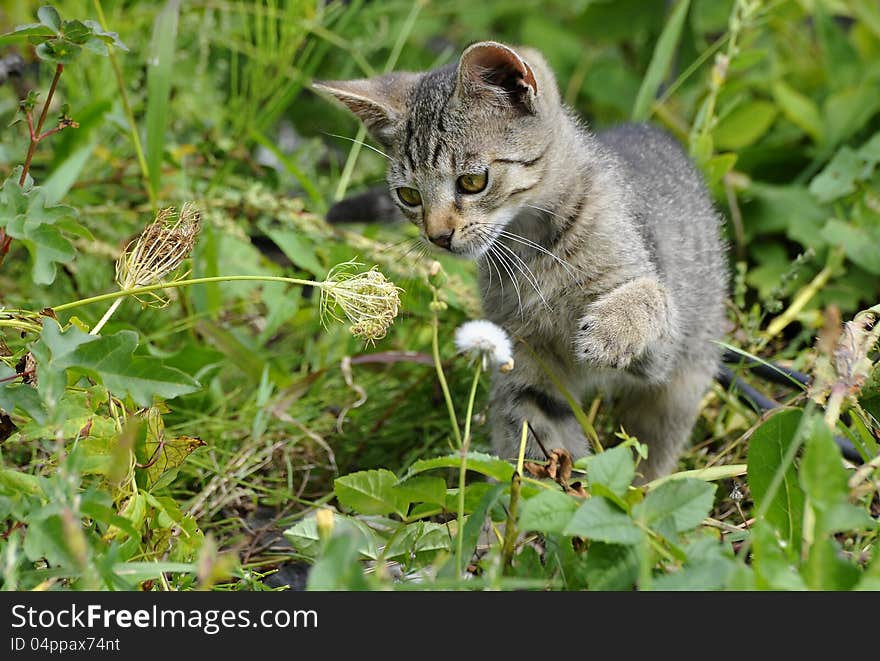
[312,74,417,147]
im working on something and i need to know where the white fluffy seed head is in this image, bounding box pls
[454,319,514,372]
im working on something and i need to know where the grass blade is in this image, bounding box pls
[631,0,691,121]
[145,0,180,201]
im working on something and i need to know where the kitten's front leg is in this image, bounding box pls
[575,276,673,369]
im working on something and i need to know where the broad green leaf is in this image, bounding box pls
[714,100,778,150]
[406,452,514,483]
[263,227,324,276]
[583,541,640,591]
[809,147,862,202]
[334,469,406,516]
[1,176,80,285]
[746,409,805,551]
[646,463,747,490]
[586,444,635,497]
[824,82,880,148]
[439,482,507,580]
[384,521,451,564]
[820,219,880,275]
[856,551,880,590]
[112,562,197,580]
[741,182,826,248]
[631,0,691,121]
[0,375,46,424]
[634,478,715,534]
[564,496,643,545]
[307,532,372,590]
[518,489,579,534]
[145,0,180,200]
[800,417,877,536]
[284,513,380,560]
[36,320,200,406]
[651,537,736,591]
[37,6,61,31]
[751,521,806,590]
[772,80,824,144]
[392,476,447,509]
[0,468,47,497]
[802,537,861,591]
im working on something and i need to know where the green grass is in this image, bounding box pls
[0,0,878,591]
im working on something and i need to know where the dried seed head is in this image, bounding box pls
[116,203,200,306]
[320,261,402,344]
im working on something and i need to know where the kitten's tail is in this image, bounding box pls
[326,186,403,224]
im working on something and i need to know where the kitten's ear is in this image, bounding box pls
[312,74,417,146]
[456,41,538,113]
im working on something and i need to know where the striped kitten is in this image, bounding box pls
[314,41,727,479]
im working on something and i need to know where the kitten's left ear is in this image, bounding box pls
[312,73,417,146]
[456,41,538,113]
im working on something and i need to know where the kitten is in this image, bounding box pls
[314,41,727,479]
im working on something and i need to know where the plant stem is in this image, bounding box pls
[501,421,529,570]
[763,248,843,343]
[455,359,483,577]
[93,0,156,212]
[19,64,64,187]
[89,297,123,335]
[429,293,462,449]
[1,64,65,264]
[51,275,320,314]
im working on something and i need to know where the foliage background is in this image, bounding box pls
[0,0,878,590]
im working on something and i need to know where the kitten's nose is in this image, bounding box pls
[428,229,454,249]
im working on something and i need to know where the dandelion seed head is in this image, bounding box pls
[455,319,514,372]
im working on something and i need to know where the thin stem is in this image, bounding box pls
[429,293,462,449]
[93,0,156,211]
[763,248,843,344]
[51,275,319,313]
[455,359,483,577]
[19,64,64,187]
[90,297,123,335]
[501,421,529,570]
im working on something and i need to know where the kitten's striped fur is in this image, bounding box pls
[315,41,727,479]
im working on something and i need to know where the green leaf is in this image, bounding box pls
[283,513,380,560]
[406,452,514,483]
[439,482,507,580]
[36,320,200,406]
[37,6,62,32]
[802,537,861,591]
[145,0,180,200]
[820,219,880,275]
[334,469,406,516]
[772,80,824,144]
[634,478,715,534]
[392,476,446,509]
[0,365,46,423]
[631,0,691,121]
[263,227,324,277]
[746,409,805,551]
[583,541,640,590]
[1,176,80,285]
[714,100,778,150]
[564,496,643,545]
[384,521,451,564]
[307,531,373,590]
[751,520,806,590]
[586,445,635,498]
[518,489,579,534]
[0,24,56,47]
[651,537,736,591]
[810,147,862,203]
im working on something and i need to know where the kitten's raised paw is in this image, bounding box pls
[574,277,671,369]
[575,312,647,368]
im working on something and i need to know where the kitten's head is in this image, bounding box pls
[314,41,560,257]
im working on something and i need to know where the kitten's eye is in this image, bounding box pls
[456,170,488,194]
[396,186,422,207]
